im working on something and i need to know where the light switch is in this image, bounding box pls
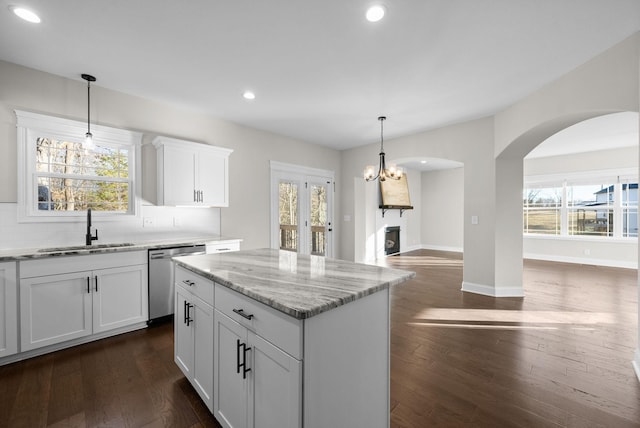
[471,215,479,225]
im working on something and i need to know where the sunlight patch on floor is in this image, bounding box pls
[414,308,620,324]
[406,321,560,330]
[381,255,464,268]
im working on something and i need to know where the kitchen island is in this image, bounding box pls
[173,248,415,428]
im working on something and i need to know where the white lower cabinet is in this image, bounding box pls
[19,251,148,352]
[0,262,18,358]
[213,288,302,428]
[175,284,214,411]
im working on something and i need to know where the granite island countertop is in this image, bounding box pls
[0,235,242,261]
[174,248,416,319]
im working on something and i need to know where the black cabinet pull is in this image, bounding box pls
[232,308,254,320]
[236,339,241,374]
[182,279,195,287]
[236,339,251,379]
[242,343,252,379]
[186,303,193,326]
[183,300,188,325]
[94,275,98,292]
[86,276,90,294]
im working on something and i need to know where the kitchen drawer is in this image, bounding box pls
[215,284,302,359]
[175,265,214,306]
[206,241,240,254]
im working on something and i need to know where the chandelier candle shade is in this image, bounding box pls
[81,73,96,149]
[364,116,403,182]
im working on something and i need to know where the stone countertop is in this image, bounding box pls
[174,248,416,320]
[0,235,242,261]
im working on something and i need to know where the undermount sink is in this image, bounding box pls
[37,243,136,253]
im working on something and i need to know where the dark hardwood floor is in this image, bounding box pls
[384,250,640,427]
[1,250,638,427]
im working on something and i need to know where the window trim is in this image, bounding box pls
[16,110,142,222]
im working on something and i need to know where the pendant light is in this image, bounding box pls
[81,73,96,149]
[363,116,403,182]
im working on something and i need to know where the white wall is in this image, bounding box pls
[420,167,464,252]
[0,61,342,253]
[341,117,497,290]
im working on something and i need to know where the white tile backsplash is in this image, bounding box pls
[0,203,221,250]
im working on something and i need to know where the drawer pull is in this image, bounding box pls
[182,279,195,287]
[233,308,254,320]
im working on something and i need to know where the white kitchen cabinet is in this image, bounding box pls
[20,271,93,350]
[175,267,215,412]
[214,309,248,428]
[92,264,148,333]
[20,251,148,352]
[153,136,232,207]
[206,240,241,254]
[213,285,302,428]
[0,262,18,358]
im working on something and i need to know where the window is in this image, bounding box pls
[16,110,142,221]
[567,184,613,237]
[622,181,638,238]
[523,187,562,235]
[524,173,638,240]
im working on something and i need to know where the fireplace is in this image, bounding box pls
[385,226,400,256]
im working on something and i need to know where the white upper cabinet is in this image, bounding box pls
[153,136,232,207]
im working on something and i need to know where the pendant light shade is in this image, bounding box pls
[363,116,403,182]
[81,73,96,149]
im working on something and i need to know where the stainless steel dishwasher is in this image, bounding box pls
[148,245,206,323]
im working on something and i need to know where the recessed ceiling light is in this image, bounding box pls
[366,5,385,22]
[421,160,427,164]
[10,6,41,23]
[242,91,256,100]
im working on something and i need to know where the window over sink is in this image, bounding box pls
[16,110,142,222]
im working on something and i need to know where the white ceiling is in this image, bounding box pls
[527,112,639,159]
[0,0,639,150]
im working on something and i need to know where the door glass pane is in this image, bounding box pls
[279,182,298,252]
[310,184,327,256]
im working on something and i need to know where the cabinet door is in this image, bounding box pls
[175,286,194,378]
[248,332,302,428]
[214,309,248,428]
[0,262,17,358]
[93,264,148,334]
[163,146,196,205]
[20,272,92,351]
[198,149,228,207]
[192,297,214,412]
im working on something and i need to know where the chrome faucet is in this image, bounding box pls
[86,208,98,245]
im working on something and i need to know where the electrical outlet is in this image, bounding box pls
[173,217,181,227]
[471,215,479,225]
[584,248,591,256]
[143,217,155,227]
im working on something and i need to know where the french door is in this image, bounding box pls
[270,162,334,257]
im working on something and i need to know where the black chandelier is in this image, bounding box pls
[81,73,96,149]
[363,116,402,182]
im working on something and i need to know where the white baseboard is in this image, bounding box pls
[633,349,640,383]
[421,244,464,253]
[461,281,525,298]
[524,253,637,269]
